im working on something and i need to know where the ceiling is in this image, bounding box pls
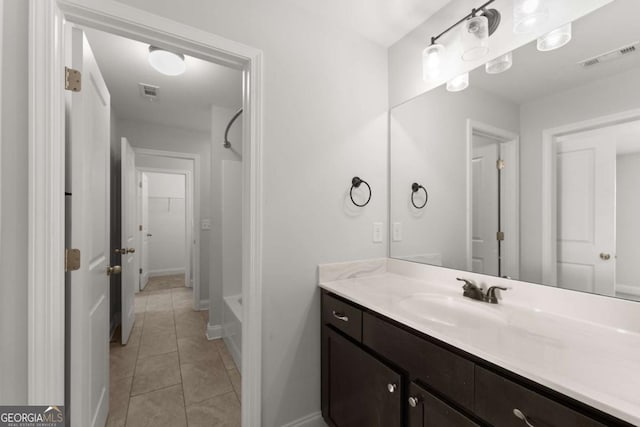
[281,0,452,46]
[84,28,243,133]
[471,0,640,105]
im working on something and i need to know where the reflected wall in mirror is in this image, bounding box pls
[390,0,640,302]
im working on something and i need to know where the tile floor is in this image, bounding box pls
[107,276,241,427]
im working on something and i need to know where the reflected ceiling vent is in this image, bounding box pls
[138,83,160,101]
[578,41,639,69]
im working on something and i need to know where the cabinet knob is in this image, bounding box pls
[387,383,397,393]
[513,409,536,427]
[408,396,420,407]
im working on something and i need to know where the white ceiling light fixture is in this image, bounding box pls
[447,72,469,92]
[148,46,186,76]
[513,0,548,34]
[537,23,572,52]
[486,51,513,74]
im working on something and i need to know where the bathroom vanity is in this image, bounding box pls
[319,259,640,427]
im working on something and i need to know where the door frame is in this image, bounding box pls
[541,109,640,286]
[466,119,520,279]
[137,166,197,303]
[28,1,264,424]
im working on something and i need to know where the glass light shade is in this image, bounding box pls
[447,73,469,92]
[485,52,513,74]
[422,43,446,80]
[513,0,549,34]
[461,15,489,61]
[148,46,186,76]
[537,23,572,51]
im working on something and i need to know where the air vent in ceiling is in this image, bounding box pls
[578,41,639,69]
[138,83,160,101]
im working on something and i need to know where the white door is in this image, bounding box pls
[67,27,111,427]
[121,137,137,344]
[140,173,150,289]
[556,130,616,295]
[471,136,500,276]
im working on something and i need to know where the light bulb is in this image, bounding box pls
[537,23,572,51]
[447,73,469,92]
[513,0,548,34]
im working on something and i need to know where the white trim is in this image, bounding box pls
[616,284,640,298]
[31,2,264,423]
[206,323,223,340]
[136,163,197,302]
[27,0,66,405]
[148,268,186,277]
[541,109,640,285]
[198,298,209,311]
[281,412,326,427]
[0,0,4,247]
[466,120,520,279]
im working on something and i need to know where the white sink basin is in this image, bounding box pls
[395,293,507,329]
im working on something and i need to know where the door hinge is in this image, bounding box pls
[496,159,505,170]
[65,67,82,92]
[139,225,143,231]
[65,248,81,272]
[496,231,505,241]
[139,268,143,274]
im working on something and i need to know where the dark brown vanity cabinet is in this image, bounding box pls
[321,290,633,427]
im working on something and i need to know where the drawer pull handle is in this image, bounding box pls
[513,409,535,427]
[408,396,420,407]
[387,383,397,393]
[332,311,349,322]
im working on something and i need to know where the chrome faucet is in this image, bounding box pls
[456,278,507,304]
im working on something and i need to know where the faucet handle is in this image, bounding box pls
[485,286,508,304]
[456,277,475,289]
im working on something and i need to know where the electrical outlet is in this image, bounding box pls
[392,222,402,242]
[373,222,383,243]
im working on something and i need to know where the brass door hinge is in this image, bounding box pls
[139,268,143,274]
[496,159,505,170]
[65,67,81,92]
[139,225,143,231]
[496,231,505,241]
[65,248,81,272]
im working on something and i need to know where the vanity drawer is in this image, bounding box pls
[362,312,475,411]
[475,366,606,427]
[322,293,362,342]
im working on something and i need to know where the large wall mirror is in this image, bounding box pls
[390,0,640,301]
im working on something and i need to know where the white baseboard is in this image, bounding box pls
[616,284,640,298]
[148,268,185,277]
[222,335,242,371]
[198,299,209,311]
[281,412,325,427]
[206,323,223,340]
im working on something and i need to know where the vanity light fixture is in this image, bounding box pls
[461,15,490,61]
[537,23,572,52]
[486,51,513,74]
[513,0,548,34]
[422,43,446,80]
[148,46,186,76]
[447,72,469,92]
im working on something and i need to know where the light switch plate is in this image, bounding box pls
[373,222,383,243]
[201,219,211,230]
[392,222,402,242]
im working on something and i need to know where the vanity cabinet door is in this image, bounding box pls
[475,366,607,427]
[408,383,480,427]
[322,326,402,427]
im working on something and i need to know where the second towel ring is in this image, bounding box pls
[411,183,428,209]
[350,177,372,207]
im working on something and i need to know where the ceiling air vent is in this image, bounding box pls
[138,83,160,101]
[578,41,639,69]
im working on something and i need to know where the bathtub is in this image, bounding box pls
[222,294,242,372]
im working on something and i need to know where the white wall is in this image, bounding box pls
[616,153,640,291]
[388,0,611,106]
[147,172,186,275]
[0,0,28,404]
[112,1,388,424]
[390,84,519,270]
[222,160,242,298]
[118,119,210,300]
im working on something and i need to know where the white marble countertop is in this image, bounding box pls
[319,259,640,425]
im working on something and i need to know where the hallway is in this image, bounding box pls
[107,276,241,427]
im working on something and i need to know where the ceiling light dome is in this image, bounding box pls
[148,46,186,76]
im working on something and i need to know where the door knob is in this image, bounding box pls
[106,265,122,276]
[600,253,611,261]
[114,248,127,254]
[146,233,153,237]
[127,248,136,254]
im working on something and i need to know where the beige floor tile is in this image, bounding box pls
[177,336,222,366]
[134,296,148,314]
[106,415,126,427]
[110,344,139,380]
[174,308,206,339]
[227,368,241,397]
[126,325,143,348]
[180,362,233,405]
[186,392,241,427]
[109,375,132,423]
[142,311,175,335]
[138,332,177,358]
[126,385,187,427]
[131,352,181,396]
